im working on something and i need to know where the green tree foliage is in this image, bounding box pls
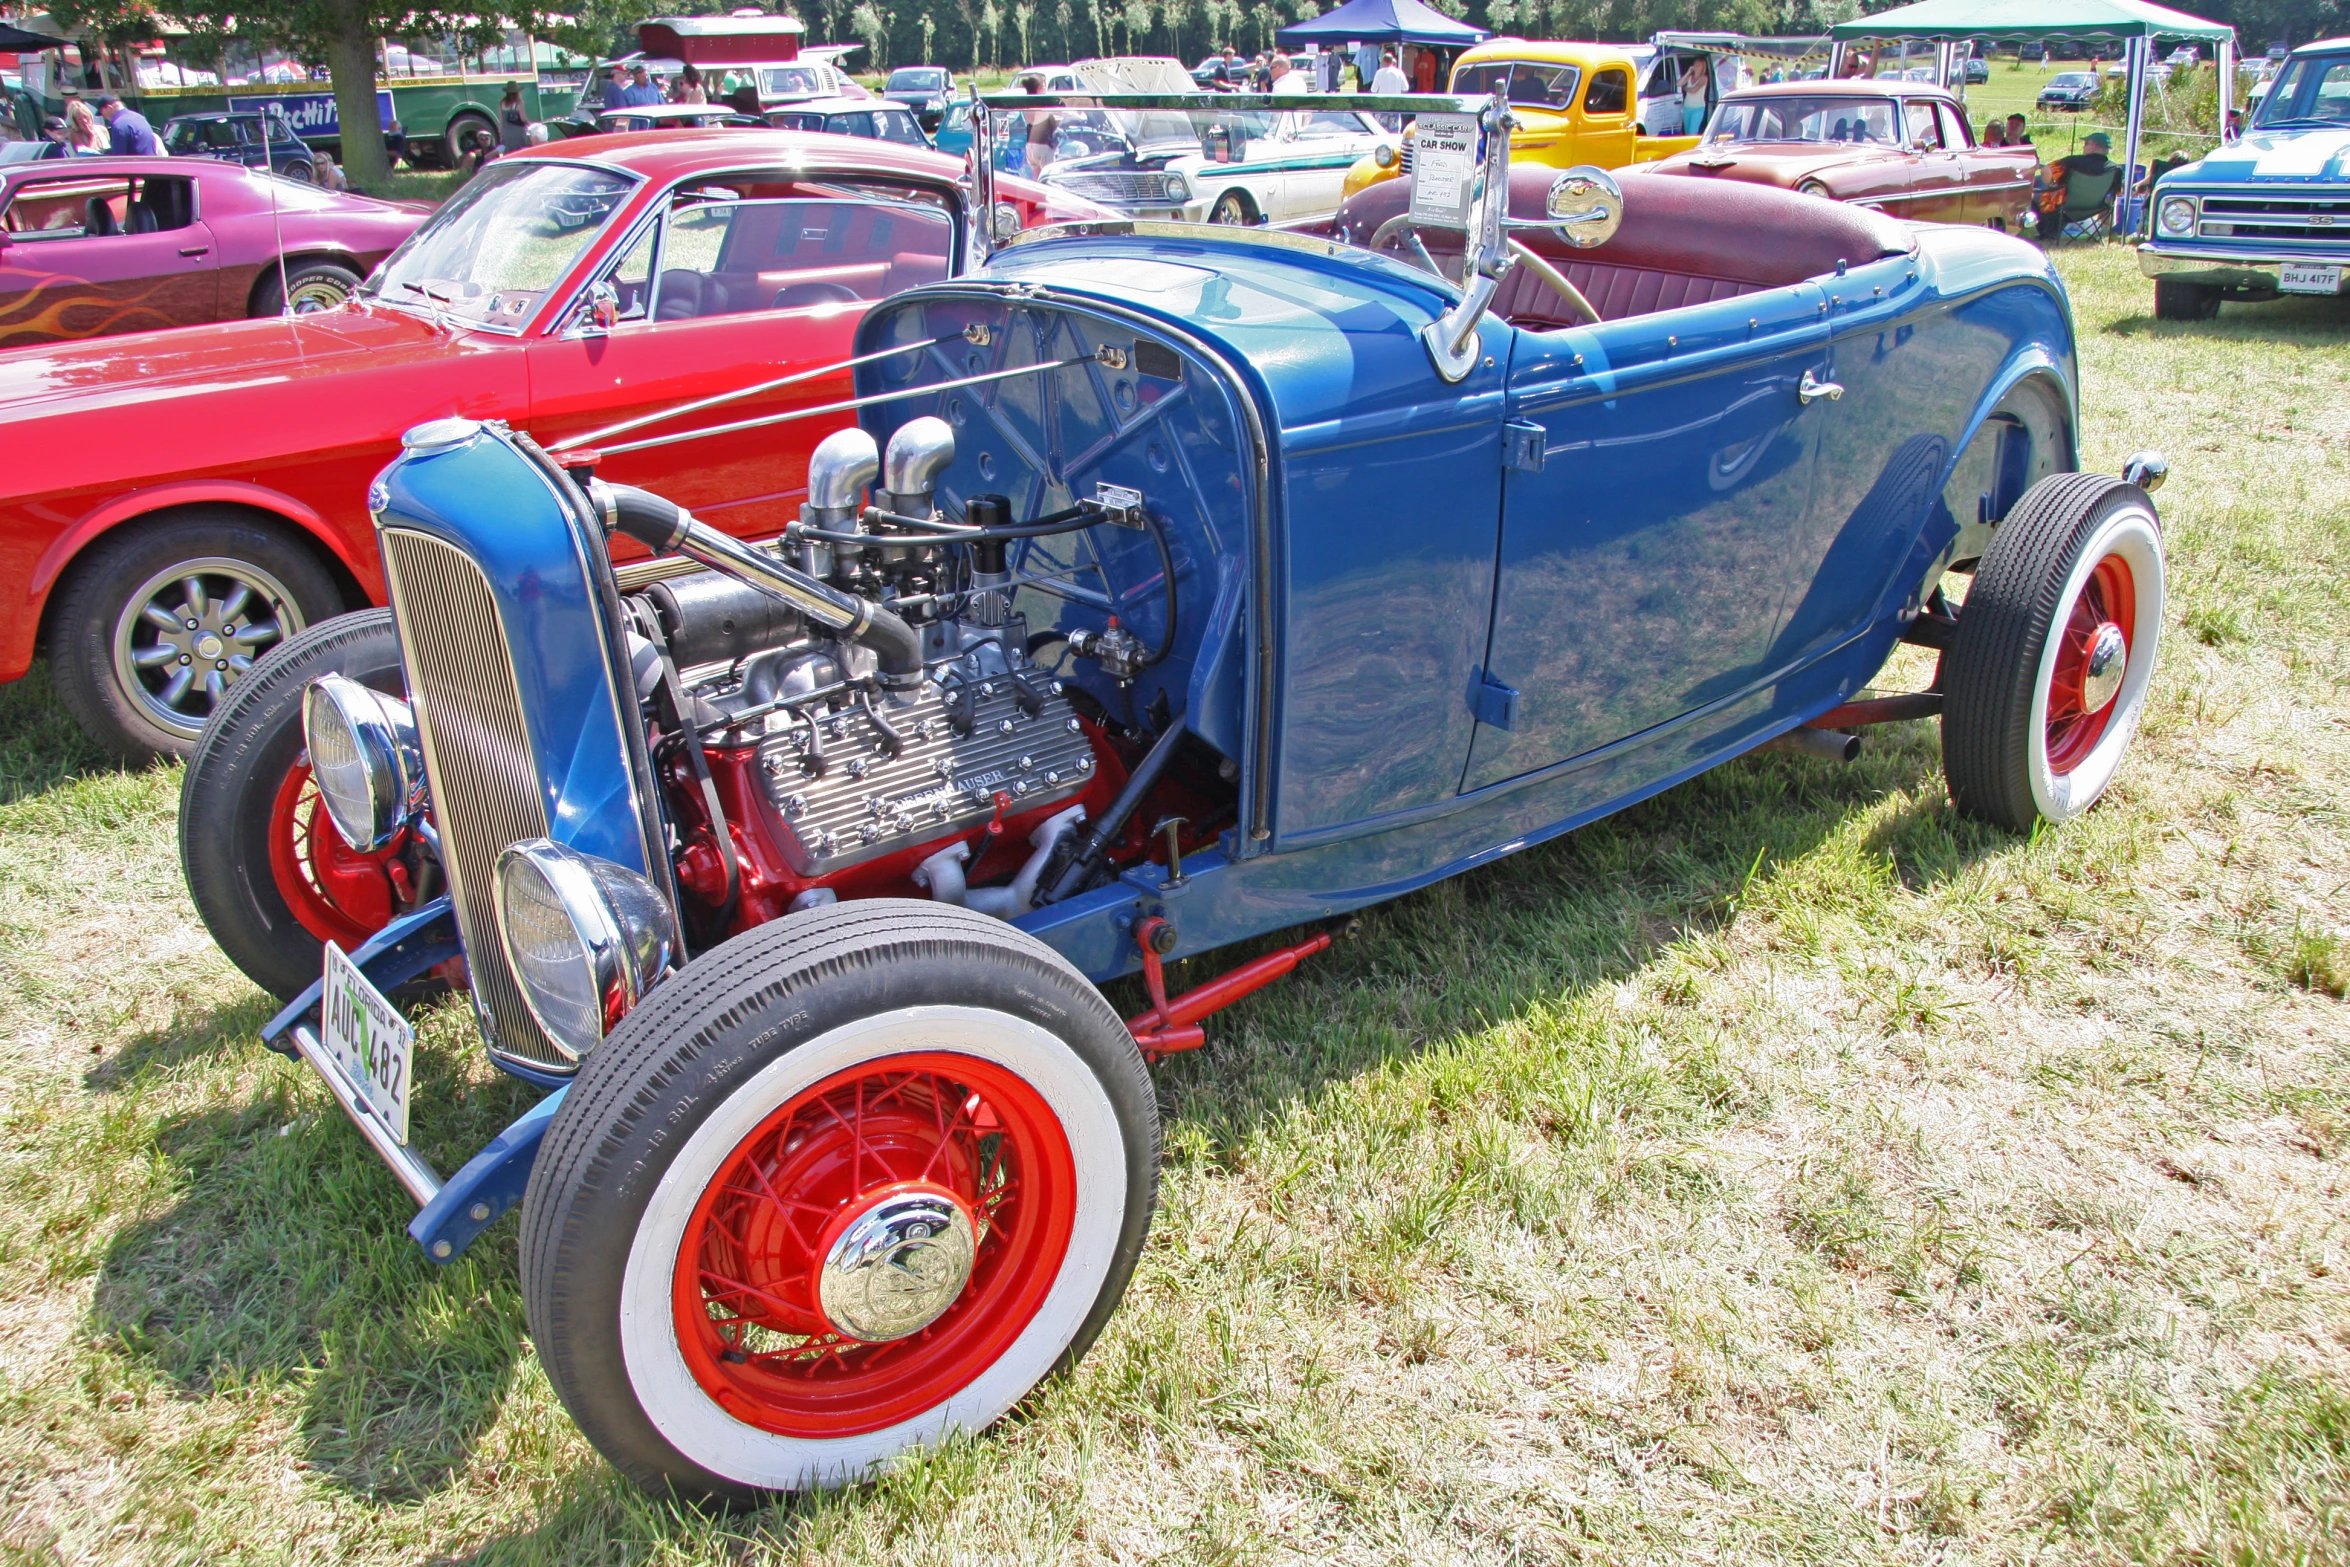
[44,0,658,188]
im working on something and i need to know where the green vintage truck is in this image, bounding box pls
[19,30,592,169]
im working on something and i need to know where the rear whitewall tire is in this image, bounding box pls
[2021,505,2164,823]
[616,1004,1129,1490]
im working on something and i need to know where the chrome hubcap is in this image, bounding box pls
[2081,622,2128,713]
[815,1185,978,1343]
[113,559,302,738]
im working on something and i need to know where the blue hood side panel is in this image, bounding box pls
[373,429,656,877]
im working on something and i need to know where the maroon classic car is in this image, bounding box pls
[0,155,425,348]
[1647,81,2037,230]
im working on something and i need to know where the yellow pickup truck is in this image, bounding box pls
[1342,38,1716,202]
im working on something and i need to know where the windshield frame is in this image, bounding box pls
[2252,50,2350,128]
[1702,92,1902,148]
[360,157,644,337]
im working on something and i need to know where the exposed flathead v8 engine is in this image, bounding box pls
[594,415,1148,933]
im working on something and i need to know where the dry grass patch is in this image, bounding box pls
[0,244,2346,1564]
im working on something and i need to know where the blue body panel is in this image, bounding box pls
[334,216,2073,1237]
[372,428,657,877]
[840,224,2073,982]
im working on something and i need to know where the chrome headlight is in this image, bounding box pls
[302,673,422,852]
[2157,194,2198,238]
[493,839,677,1060]
[1161,172,1191,201]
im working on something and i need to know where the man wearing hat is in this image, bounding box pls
[620,64,664,107]
[2033,130,2121,233]
[94,93,164,156]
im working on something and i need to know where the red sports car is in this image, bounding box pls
[0,154,427,346]
[0,131,1102,759]
[1647,81,2037,230]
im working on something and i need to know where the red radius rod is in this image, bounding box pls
[1125,915,1332,1063]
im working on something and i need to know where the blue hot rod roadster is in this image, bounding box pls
[181,94,2168,1498]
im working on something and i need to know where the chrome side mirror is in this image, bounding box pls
[1538,166,1624,249]
[586,280,619,333]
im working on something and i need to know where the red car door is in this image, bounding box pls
[0,169,219,345]
[525,176,959,547]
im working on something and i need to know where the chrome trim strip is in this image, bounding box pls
[378,528,565,1069]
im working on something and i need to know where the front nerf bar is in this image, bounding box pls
[260,896,566,1264]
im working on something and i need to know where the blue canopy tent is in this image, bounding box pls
[1274,0,1487,51]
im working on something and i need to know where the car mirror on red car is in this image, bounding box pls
[587,280,620,333]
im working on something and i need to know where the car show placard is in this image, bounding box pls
[1408,112,1479,231]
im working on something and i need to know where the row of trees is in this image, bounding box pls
[33,0,2350,191]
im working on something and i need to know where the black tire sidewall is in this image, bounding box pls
[521,900,1160,1503]
[49,509,344,761]
[254,259,363,318]
[179,609,404,999]
[1942,474,2161,832]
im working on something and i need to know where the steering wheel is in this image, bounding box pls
[1366,213,1602,328]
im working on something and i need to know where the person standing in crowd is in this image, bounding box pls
[64,96,106,155]
[674,63,707,103]
[2005,112,2033,147]
[1020,73,1060,174]
[601,64,631,110]
[1678,57,1709,135]
[94,94,163,155]
[1412,46,1438,92]
[498,86,529,153]
[1370,49,1408,128]
[1270,54,1308,96]
[622,65,664,106]
[1983,119,2006,146]
[384,118,409,164]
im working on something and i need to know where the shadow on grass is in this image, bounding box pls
[0,659,138,806]
[2099,290,2350,339]
[1130,717,1997,1156]
[88,1003,544,1502]
[83,706,2015,1536]
[83,990,283,1093]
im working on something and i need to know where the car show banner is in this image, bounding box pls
[1408,111,1479,230]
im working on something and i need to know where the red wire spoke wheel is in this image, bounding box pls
[523,902,1157,1501]
[673,1053,1076,1437]
[2040,552,2136,776]
[1943,473,2165,832]
[182,610,420,1000]
[265,758,401,947]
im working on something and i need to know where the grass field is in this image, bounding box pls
[2,243,2347,1564]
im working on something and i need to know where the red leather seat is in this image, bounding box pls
[1337,166,1917,328]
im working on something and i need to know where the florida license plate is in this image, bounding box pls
[2279,262,2344,295]
[322,942,413,1144]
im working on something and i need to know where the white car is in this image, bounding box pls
[1045,104,1396,229]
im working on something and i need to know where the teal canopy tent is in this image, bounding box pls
[1828,0,2237,235]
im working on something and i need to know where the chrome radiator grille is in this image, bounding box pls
[1053,170,1183,205]
[2200,194,2350,242]
[379,529,565,1070]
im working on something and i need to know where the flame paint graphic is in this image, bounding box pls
[0,274,185,348]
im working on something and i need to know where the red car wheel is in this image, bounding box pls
[522,902,1158,1500]
[1943,473,2165,831]
[182,610,421,999]
[672,1051,1077,1437]
[264,758,403,947]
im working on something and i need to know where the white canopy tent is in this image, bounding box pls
[1828,0,2238,234]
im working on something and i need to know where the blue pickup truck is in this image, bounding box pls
[2140,37,2350,319]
